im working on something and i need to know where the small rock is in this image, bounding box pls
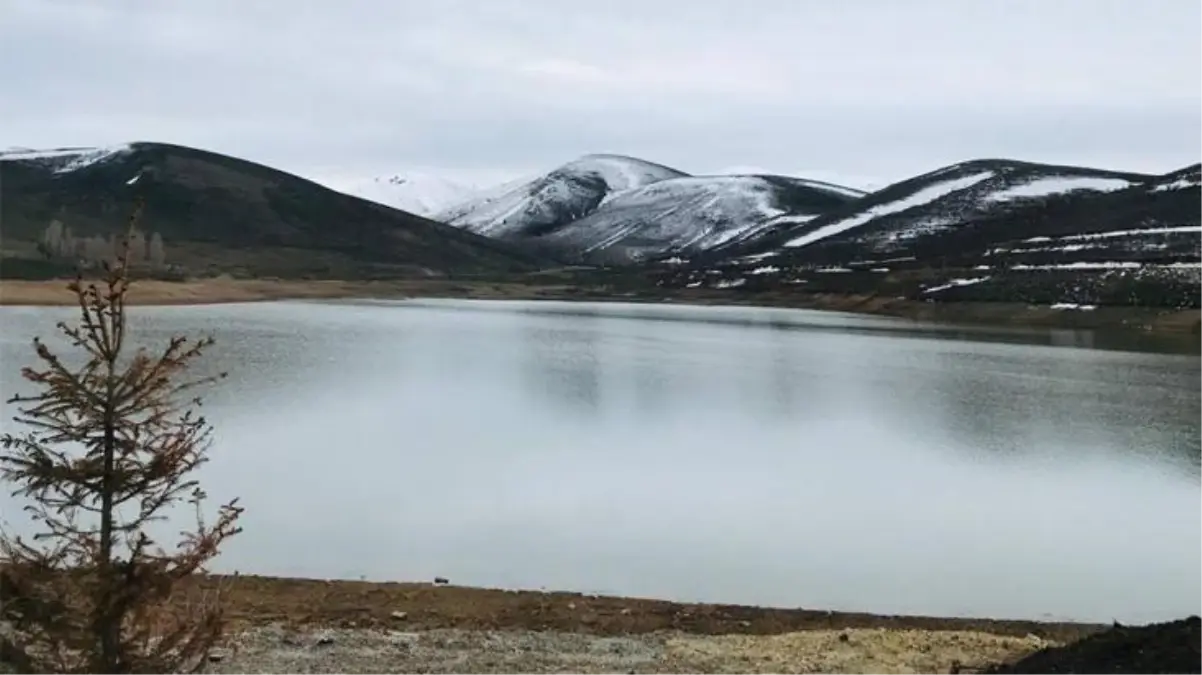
[390,611,408,620]
[620,608,632,615]
[313,631,336,647]
[838,632,849,643]
[207,649,227,663]
[739,620,751,628]
[567,602,576,610]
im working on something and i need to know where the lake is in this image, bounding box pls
[0,299,1198,625]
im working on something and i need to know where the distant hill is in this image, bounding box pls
[0,143,543,279]
[431,153,864,261]
[544,174,864,263]
[436,154,689,239]
[655,159,1201,310]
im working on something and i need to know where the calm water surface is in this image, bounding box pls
[0,299,1198,624]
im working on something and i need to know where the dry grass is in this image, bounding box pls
[661,628,1055,674]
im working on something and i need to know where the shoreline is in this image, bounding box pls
[1,277,1198,342]
[192,574,1104,641]
[177,575,1186,674]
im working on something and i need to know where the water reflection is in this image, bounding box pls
[0,299,1198,624]
[520,317,603,416]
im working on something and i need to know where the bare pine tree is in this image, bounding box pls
[127,230,146,266]
[59,226,77,260]
[148,233,165,269]
[42,221,64,259]
[0,201,243,673]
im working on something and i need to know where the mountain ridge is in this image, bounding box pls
[0,142,544,279]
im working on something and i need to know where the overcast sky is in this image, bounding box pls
[2,0,1199,191]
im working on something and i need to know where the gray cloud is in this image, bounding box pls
[2,0,1198,191]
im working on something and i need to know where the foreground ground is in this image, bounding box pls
[173,576,1199,674]
[1,277,1198,339]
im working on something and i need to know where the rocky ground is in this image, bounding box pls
[179,575,1089,673]
[204,623,1056,674]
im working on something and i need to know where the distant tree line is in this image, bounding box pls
[38,219,167,269]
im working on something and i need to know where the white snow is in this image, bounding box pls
[815,267,852,273]
[347,173,478,216]
[748,265,780,275]
[922,276,991,294]
[1021,225,1200,242]
[661,257,688,265]
[870,268,890,273]
[1151,177,1200,192]
[125,174,141,185]
[1050,303,1098,311]
[713,278,746,289]
[1012,262,1143,270]
[784,171,995,248]
[0,144,132,173]
[985,176,1134,202]
[738,251,779,263]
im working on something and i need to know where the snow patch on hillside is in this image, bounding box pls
[1,144,133,173]
[785,171,996,248]
[1152,176,1201,192]
[348,173,477,216]
[985,176,1134,202]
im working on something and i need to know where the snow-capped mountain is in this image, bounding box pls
[431,153,866,260]
[434,154,689,238]
[544,174,862,262]
[728,159,1155,256]
[344,173,477,217]
[659,160,1200,311]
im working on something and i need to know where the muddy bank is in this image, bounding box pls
[1,278,1197,340]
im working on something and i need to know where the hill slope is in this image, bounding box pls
[659,159,1201,310]
[434,154,865,261]
[436,154,688,239]
[0,143,542,279]
[545,174,863,262]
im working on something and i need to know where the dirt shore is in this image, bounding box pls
[1,277,1198,339]
[184,575,1102,674]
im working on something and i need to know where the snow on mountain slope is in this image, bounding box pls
[1149,163,1201,193]
[543,174,862,261]
[1,144,134,173]
[784,170,996,248]
[346,173,477,216]
[738,159,1157,257]
[434,154,687,238]
[983,175,1136,202]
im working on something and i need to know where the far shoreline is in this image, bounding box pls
[1,277,1198,343]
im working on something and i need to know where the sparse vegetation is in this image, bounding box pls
[0,201,243,673]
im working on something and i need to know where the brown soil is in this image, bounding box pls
[1,278,1198,339]
[185,575,1100,643]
